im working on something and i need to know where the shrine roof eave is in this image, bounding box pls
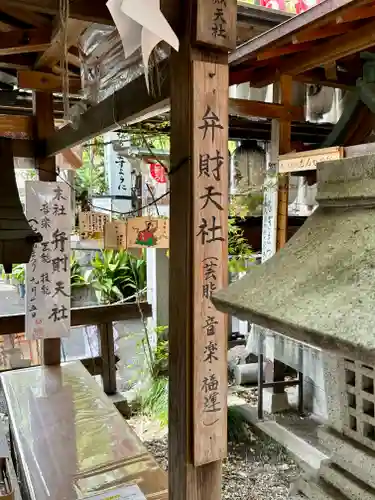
[230,0,375,88]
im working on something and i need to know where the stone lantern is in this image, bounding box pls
[213,154,375,499]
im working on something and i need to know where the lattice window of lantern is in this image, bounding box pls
[343,358,375,451]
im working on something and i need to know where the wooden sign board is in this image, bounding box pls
[127,218,169,249]
[79,212,109,240]
[103,221,127,249]
[196,0,237,51]
[192,59,228,466]
[278,146,343,174]
[104,218,169,250]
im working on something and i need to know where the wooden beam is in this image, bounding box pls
[35,19,88,70]
[0,54,33,70]
[277,75,293,251]
[291,23,352,44]
[278,19,375,77]
[33,90,60,366]
[45,67,170,156]
[257,41,314,61]
[0,114,33,138]
[336,4,375,23]
[12,139,35,158]
[18,70,81,93]
[1,0,113,25]
[0,4,51,28]
[229,97,304,121]
[230,0,364,66]
[61,148,82,169]
[0,28,51,56]
[294,68,356,91]
[0,302,152,335]
[231,18,375,87]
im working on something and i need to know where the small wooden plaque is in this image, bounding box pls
[127,218,169,249]
[103,221,127,249]
[79,212,109,240]
[278,147,344,174]
[195,0,237,51]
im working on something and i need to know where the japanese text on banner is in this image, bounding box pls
[25,181,71,340]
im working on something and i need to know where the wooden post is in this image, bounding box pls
[33,91,61,366]
[276,75,292,250]
[168,0,236,497]
[99,322,117,395]
[273,76,293,398]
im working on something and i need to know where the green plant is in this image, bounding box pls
[12,264,25,284]
[87,249,146,304]
[228,215,254,273]
[139,376,168,426]
[227,406,253,444]
[70,256,88,289]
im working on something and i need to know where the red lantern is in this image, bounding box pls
[149,163,167,184]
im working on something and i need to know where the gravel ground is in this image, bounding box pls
[129,417,299,500]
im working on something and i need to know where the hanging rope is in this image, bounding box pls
[59,0,70,122]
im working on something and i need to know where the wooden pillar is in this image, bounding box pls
[273,76,293,394]
[167,0,236,498]
[276,75,292,250]
[99,322,116,395]
[33,91,61,366]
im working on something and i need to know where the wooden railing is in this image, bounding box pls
[0,302,152,395]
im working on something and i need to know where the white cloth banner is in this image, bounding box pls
[25,181,71,340]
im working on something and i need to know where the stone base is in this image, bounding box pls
[318,426,375,490]
[320,463,375,500]
[294,476,346,500]
[262,388,290,413]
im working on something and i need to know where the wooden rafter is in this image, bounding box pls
[1,0,113,25]
[291,23,353,44]
[229,98,304,121]
[35,19,88,70]
[276,19,375,77]
[231,0,369,66]
[0,28,51,56]
[17,70,81,93]
[0,55,34,70]
[0,5,50,28]
[336,3,375,23]
[0,114,33,138]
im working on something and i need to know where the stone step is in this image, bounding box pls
[320,463,375,500]
[295,476,348,500]
[318,426,375,490]
[228,402,328,478]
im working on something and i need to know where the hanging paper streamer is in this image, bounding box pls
[106,0,179,91]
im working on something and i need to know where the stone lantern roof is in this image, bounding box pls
[213,154,375,363]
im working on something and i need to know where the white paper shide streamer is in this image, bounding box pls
[106,0,179,91]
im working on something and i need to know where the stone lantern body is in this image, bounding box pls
[213,154,375,499]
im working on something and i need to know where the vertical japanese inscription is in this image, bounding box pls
[193,60,228,466]
[196,0,236,51]
[25,181,71,340]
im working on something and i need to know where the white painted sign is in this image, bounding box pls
[261,167,278,262]
[103,132,132,197]
[25,181,71,340]
[84,484,146,500]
